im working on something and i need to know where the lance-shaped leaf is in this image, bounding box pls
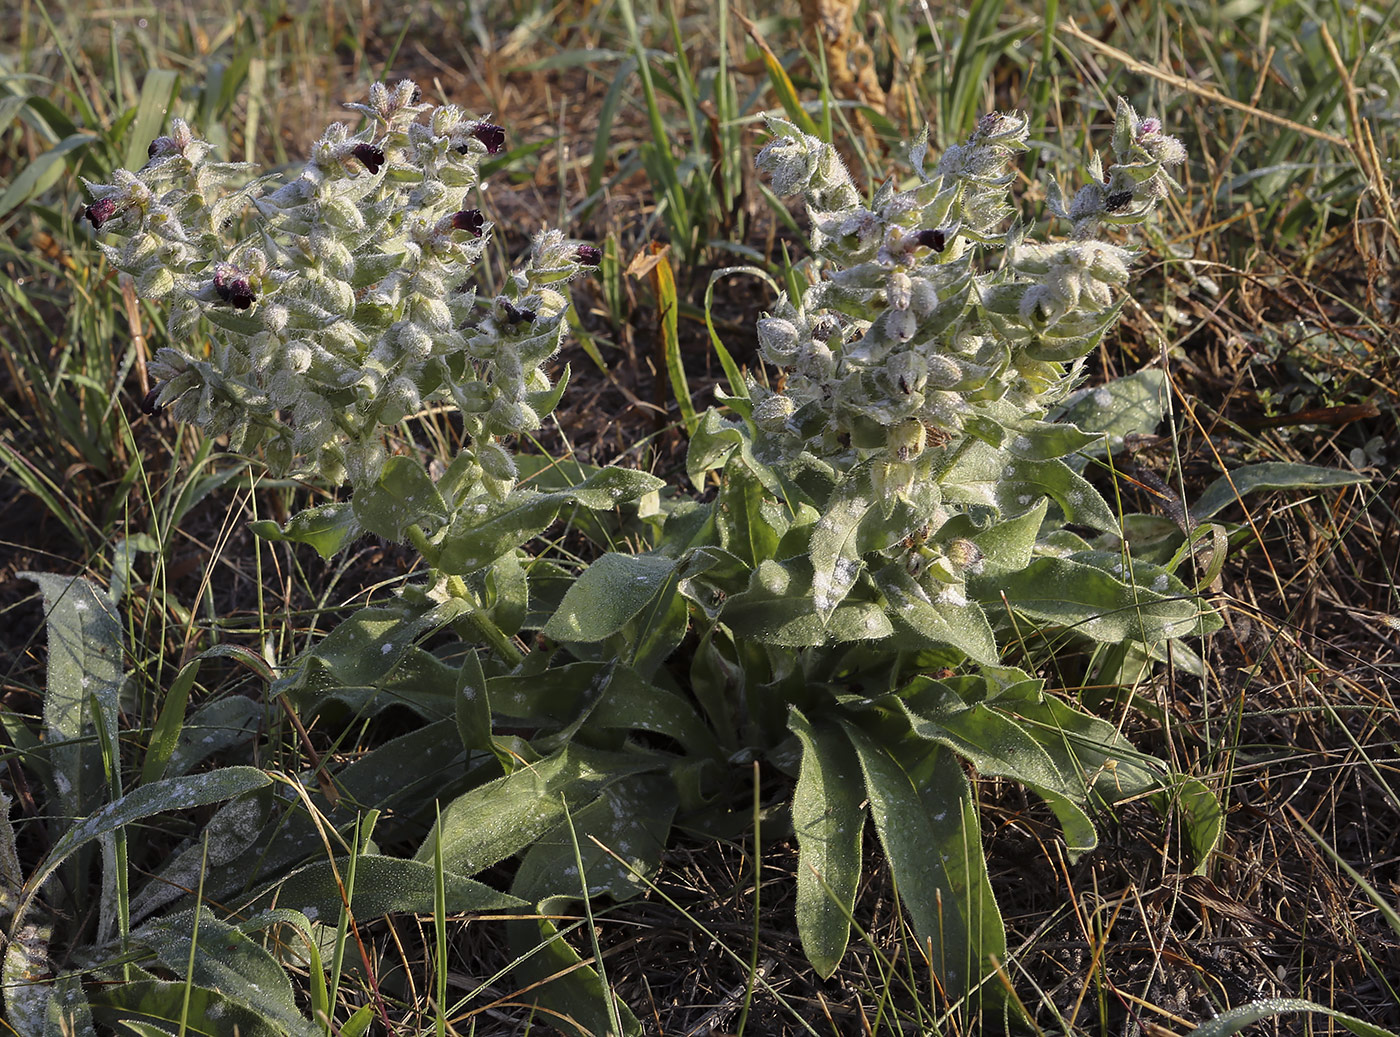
[972,555,1205,645]
[874,565,999,665]
[543,552,678,642]
[10,768,271,934]
[250,502,360,559]
[892,680,1098,855]
[415,745,654,876]
[352,455,448,541]
[134,910,318,1037]
[436,467,664,575]
[809,485,872,620]
[842,724,1006,1007]
[1190,461,1369,523]
[789,708,864,977]
[262,854,522,922]
[20,572,123,825]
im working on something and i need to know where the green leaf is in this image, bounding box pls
[972,555,1204,645]
[485,551,529,635]
[1189,461,1369,523]
[122,69,179,171]
[892,683,1098,855]
[1168,774,1224,873]
[0,132,96,218]
[542,552,677,642]
[716,455,782,566]
[489,662,720,759]
[941,444,1119,532]
[789,709,864,978]
[1184,999,1398,1037]
[454,648,492,753]
[164,696,262,778]
[512,774,677,903]
[721,559,890,647]
[140,660,200,778]
[11,768,271,935]
[971,497,1048,576]
[20,572,123,824]
[249,503,359,559]
[504,776,675,1037]
[415,746,654,876]
[625,577,691,679]
[437,467,663,575]
[351,456,448,541]
[874,566,999,665]
[87,979,285,1037]
[0,793,21,923]
[1052,370,1168,462]
[514,780,670,1033]
[4,920,52,1034]
[687,408,745,488]
[809,486,872,620]
[261,854,522,922]
[842,726,1005,1006]
[44,971,95,1037]
[1003,420,1103,460]
[134,910,317,1037]
[295,600,465,693]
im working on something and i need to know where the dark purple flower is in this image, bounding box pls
[452,209,485,236]
[352,143,385,174]
[214,269,256,309]
[408,84,422,104]
[574,243,602,265]
[148,136,176,159]
[502,301,535,325]
[140,385,164,416]
[1105,190,1134,212]
[226,279,255,309]
[914,228,946,252]
[469,123,506,155]
[84,198,118,230]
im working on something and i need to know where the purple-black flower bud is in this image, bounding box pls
[140,385,164,415]
[1104,190,1134,212]
[574,243,602,265]
[352,143,385,174]
[147,136,177,159]
[914,228,946,252]
[84,198,118,230]
[452,209,485,236]
[214,269,256,309]
[502,301,535,324]
[226,279,256,309]
[469,123,506,155]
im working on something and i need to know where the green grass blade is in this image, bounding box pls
[140,658,202,785]
[122,69,178,171]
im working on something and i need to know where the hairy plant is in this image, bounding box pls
[18,82,1370,1037]
[84,80,595,496]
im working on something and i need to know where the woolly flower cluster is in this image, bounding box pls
[750,99,1185,503]
[85,80,598,493]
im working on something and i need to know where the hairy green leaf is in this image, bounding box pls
[789,709,864,978]
[1190,461,1369,523]
[543,552,678,642]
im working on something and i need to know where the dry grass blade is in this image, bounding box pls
[1056,19,1349,147]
